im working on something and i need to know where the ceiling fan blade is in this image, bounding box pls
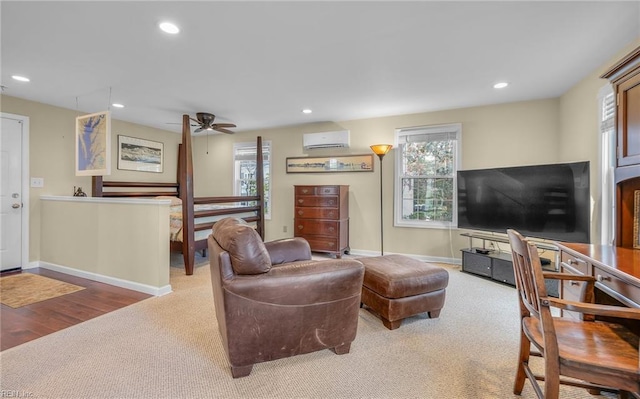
[194,127,204,133]
[213,123,236,128]
[215,127,235,135]
[189,117,201,124]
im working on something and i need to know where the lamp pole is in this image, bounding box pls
[370,144,393,256]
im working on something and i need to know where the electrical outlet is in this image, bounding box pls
[283,226,288,233]
[30,177,44,188]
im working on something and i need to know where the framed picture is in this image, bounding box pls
[75,111,111,176]
[117,135,164,173]
[634,190,640,249]
[286,154,374,173]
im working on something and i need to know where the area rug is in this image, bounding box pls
[0,273,85,308]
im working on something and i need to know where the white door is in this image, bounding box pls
[0,117,23,271]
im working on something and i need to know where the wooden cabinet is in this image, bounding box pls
[616,71,640,167]
[556,243,640,332]
[602,45,640,248]
[294,185,349,258]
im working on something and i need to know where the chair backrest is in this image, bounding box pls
[507,229,554,323]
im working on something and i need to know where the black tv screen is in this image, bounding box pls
[457,161,590,243]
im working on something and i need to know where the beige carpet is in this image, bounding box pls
[0,259,617,398]
[0,273,85,308]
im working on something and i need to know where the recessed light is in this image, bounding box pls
[11,75,30,82]
[493,82,509,89]
[302,109,312,114]
[112,103,125,108]
[159,22,180,34]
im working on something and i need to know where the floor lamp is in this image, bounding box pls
[370,144,393,256]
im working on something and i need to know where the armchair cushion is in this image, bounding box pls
[212,217,271,275]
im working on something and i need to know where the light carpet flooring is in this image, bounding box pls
[0,257,618,399]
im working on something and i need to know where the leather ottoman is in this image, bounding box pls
[358,254,449,330]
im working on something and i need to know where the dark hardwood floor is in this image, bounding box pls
[1,268,151,351]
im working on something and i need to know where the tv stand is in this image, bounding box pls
[460,232,559,295]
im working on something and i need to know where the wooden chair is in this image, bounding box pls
[507,229,640,399]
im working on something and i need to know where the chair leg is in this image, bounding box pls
[231,364,253,378]
[428,309,441,318]
[332,343,351,355]
[543,357,561,399]
[514,330,531,395]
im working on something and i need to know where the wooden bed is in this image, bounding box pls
[92,114,265,275]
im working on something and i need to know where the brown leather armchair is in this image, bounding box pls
[208,217,365,378]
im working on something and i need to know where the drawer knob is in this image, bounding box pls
[298,199,304,204]
[328,211,335,217]
[328,227,335,232]
[596,274,611,282]
[302,189,309,194]
[298,210,304,215]
[328,200,335,205]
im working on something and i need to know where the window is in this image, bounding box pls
[598,85,615,245]
[233,140,271,219]
[394,123,461,228]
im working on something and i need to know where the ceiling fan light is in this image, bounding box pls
[12,75,30,82]
[493,82,509,89]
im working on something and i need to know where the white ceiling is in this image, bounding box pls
[2,1,639,134]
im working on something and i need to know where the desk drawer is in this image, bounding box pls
[593,267,640,307]
[560,252,589,275]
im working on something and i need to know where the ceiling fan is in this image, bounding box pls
[190,112,236,134]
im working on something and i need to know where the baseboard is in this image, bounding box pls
[37,261,172,296]
[346,249,461,265]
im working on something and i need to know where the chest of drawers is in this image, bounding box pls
[294,185,349,258]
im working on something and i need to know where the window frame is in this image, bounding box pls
[393,123,462,229]
[598,84,616,245]
[233,140,271,220]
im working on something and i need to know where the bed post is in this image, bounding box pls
[180,114,195,275]
[256,136,265,239]
[92,176,103,197]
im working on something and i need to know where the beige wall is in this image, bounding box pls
[4,39,639,264]
[192,98,560,259]
[1,96,181,262]
[40,197,170,293]
[558,38,640,243]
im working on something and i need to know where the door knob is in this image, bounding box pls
[12,203,21,209]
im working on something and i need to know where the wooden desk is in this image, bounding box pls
[556,243,640,309]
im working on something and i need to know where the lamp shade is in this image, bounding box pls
[370,144,393,157]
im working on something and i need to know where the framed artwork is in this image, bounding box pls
[286,154,374,173]
[117,135,164,173]
[75,111,111,176]
[634,190,640,249]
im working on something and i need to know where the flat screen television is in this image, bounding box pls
[457,161,590,243]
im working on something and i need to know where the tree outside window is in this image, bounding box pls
[395,124,461,228]
[234,141,271,219]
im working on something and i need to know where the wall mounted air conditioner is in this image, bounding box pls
[303,130,350,150]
